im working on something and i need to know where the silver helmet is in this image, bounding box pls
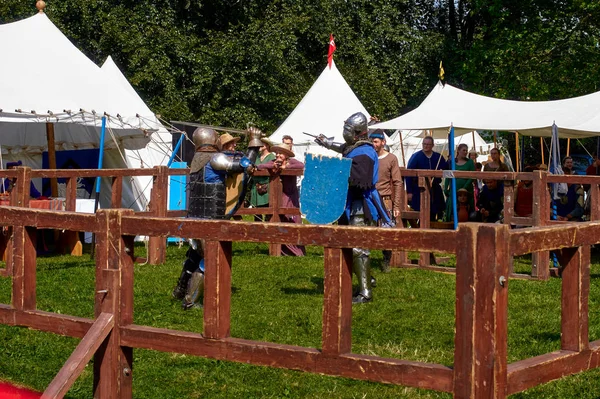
[192,127,219,150]
[342,112,368,144]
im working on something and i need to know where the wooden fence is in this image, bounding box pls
[395,169,600,280]
[0,205,598,398]
[0,165,301,266]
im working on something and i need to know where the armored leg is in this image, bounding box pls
[352,248,372,303]
[183,270,205,310]
[173,240,204,300]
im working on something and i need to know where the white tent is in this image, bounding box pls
[387,130,493,167]
[101,56,174,210]
[373,81,600,138]
[0,12,165,210]
[269,60,370,163]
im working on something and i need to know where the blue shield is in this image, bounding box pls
[300,153,351,224]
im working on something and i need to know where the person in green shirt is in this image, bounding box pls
[250,138,276,221]
[444,143,476,222]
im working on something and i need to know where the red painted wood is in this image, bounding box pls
[322,247,352,354]
[203,240,232,339]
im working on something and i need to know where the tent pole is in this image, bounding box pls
[167,133,185,167]
[567,138,571,156]
[471,131,476,150]
[540,137,545,165]
[449,126,458,230]
[493,131,497,147]
[46,122,58,197]
[515,132,520,172]
[90,116,107,259]
[399,132,406,167]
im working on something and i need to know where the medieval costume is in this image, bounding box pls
[406,149,448,221]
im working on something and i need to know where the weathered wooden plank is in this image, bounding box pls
[559,246,590,352]
[531,170,550,280]
[454,224,509,399]
[119,215,459,253]
[93,210,134,399]
[0,207,98,232]
[11,226,37,311]
[204,240,232,339]
[322,247,352,355]
[148,166,168,265]
[111,176,123,208]
[419,176,432,266]
[119,325,453,392]
[507,341,600,395]
[510,222,600,255]
[14,310,93,338]
[44,312,114,399]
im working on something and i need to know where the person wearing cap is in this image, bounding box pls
[369,129,401,272]
[257,143,306,256]
[250,138,276,221]
[3,161,42,198]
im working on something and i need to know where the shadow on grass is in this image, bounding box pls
[280,277,324,295]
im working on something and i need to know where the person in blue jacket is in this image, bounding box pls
[3,161,41,198]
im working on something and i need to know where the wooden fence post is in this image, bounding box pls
[531,171,550,280]
[93,209,134,398]
[148,166,168,264]
[11,225,37,311]
[419,176,431,266]
[454,224,509,399]
[559,246,590,352]
[203,240,233,339]
[322,247,353,354]
[268,175,282,256]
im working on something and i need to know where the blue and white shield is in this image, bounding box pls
[300,153,351,224]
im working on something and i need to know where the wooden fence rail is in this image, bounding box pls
[0,206,598,398]
[0,165,303,267]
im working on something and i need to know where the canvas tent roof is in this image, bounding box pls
[373,81,600,138]
[0,13,166,210]
[100,56,174,210]
[269,60,370,162]
[0,13,161,154]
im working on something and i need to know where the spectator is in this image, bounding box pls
[220,133,241,152]
[257,143,305,256]
[250,138,276,221]
[477,178,504,223]
[370,129,401,272]
[282,135,293,146]
[554,156,584,222]
[444,143,475,222]
[468,149,478,162]
[406,136,448,221]
[456,188,476,222]
[483,148,509,172]
[514,165,534,218]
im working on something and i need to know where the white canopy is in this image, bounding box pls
[387,130,493,167]
[101,56,174,210]
[373,81,600,138]
[0,13,160,154]
[269,60,370,162]
[0,13,167,210]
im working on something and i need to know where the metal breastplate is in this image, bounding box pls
[188,164,226,219]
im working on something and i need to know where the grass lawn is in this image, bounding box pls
[1,242,600,398]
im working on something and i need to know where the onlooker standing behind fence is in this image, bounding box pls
[257,143,306,256]
[250,138,276,221]
[370,129,401,272]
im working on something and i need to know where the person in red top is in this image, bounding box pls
[514,165,535,217]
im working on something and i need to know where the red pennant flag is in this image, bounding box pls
[327,34,336,69]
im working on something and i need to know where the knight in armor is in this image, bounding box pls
[172,127,261,310]
[314,112,391,304]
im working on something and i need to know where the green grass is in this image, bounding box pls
[1,244,600,398]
